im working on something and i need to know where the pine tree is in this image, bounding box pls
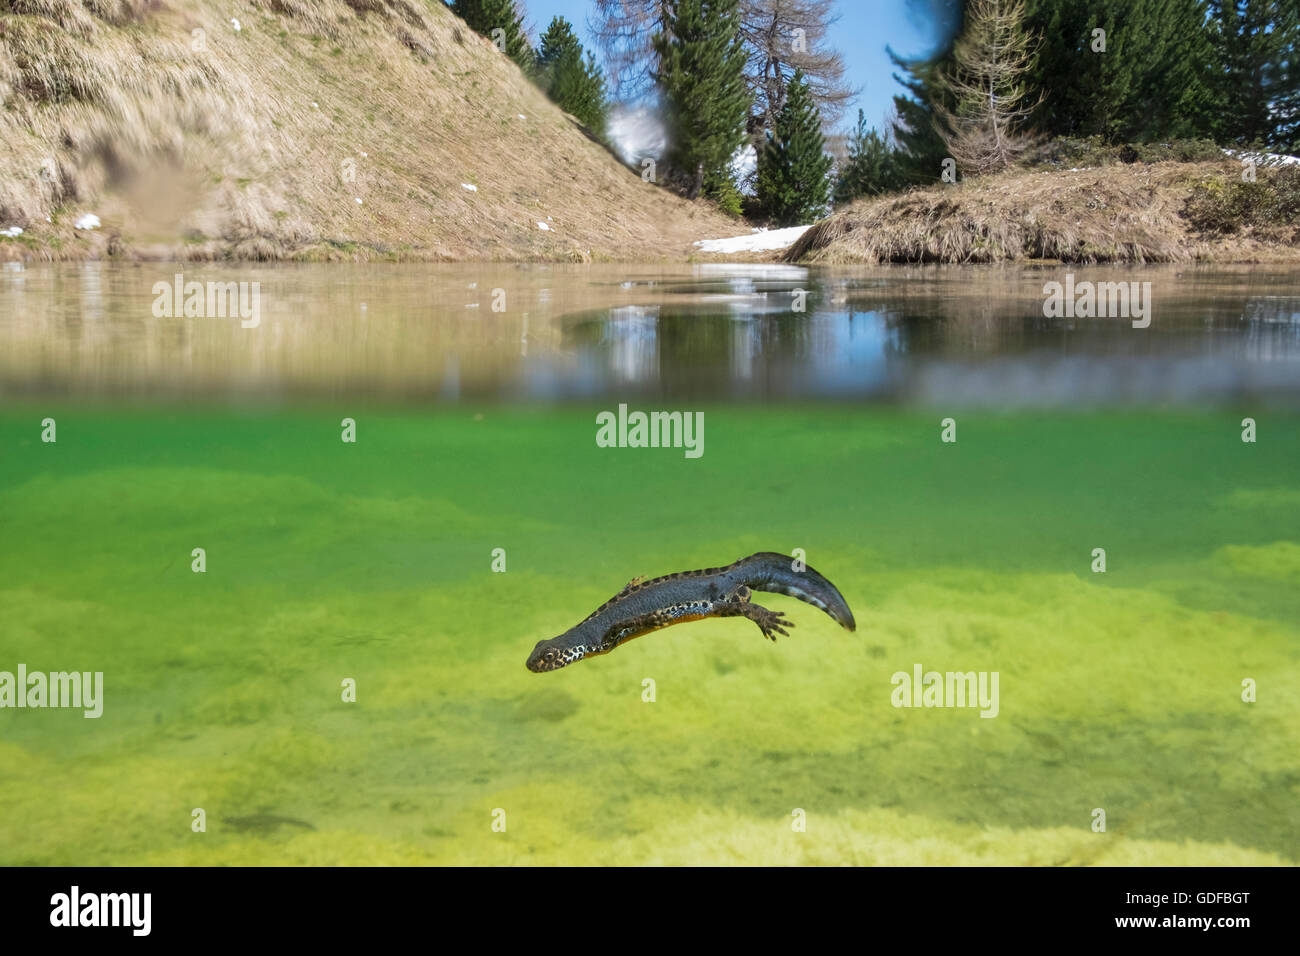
[452,0,534,74]
[933,0,1042,175]
[537,17,609,138]
[834,110,903,204]
[590,0,670,100]
[889,48,955,184]
[1283,34,1300,154]
[886,0,963,183]
[738,0,854,139]
[1208,0,1300,153]
[1021,0,1218,142]
[1018,0,1092,137]
[592,0,853,129]
[756,69,833,224]
[889,0,1230,180]
[536,16,584,76]
[654,0,752,200]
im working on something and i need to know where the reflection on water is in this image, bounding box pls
[1,262,1297,404]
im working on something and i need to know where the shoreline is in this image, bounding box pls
[5,158,1296,266]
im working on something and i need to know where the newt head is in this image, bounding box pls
[526,635,593,673]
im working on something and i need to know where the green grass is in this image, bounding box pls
[1186,166,1300,235]
[0,404,1296,865]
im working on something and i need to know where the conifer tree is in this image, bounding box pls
[452,0,534,73]
[756,70,833,224]
[885,0,962,183]
[537,17,609,138]
[889,48,955,184]
[933,0,1042,175]
[738,0,855,138]
[1208,0,1300,153]
[889,0,1242,180]
[536,16,582,76]
[1021,0,1217,142]
[835,110,904,204]
[653,0,752,199]
[592,0,853,131]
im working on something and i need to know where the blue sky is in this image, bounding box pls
[516,1,952,132]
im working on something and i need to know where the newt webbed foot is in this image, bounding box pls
[720,598,793,641]
[752,607,793,642]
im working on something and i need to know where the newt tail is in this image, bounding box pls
[526,552,856,673]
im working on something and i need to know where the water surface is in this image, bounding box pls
[3,262,1297,404]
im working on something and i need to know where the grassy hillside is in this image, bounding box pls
[0,0,737,261]
[786,160,1300,265]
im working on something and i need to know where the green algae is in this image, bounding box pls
[0,405,1296,865]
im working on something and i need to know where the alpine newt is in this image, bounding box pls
[526,552,856,672]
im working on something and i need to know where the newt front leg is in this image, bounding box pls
[716,598,794,641]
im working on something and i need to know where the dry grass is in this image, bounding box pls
[785,161,1300,265]
[0,0,737,261]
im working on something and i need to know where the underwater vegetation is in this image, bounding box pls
[1,405,1295,865]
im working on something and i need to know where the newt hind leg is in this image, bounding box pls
[717,597,793,642]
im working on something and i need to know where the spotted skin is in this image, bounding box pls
[525,552,854,672]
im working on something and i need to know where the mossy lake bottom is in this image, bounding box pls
[0,404,1296,865]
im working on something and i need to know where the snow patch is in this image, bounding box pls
[693,225,812,254]
[74,214,100,230]
[0,226,23,238]
[1223,148,1300,168]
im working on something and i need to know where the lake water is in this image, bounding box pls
[4,261,1298,404]
[1,262,1297,865]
